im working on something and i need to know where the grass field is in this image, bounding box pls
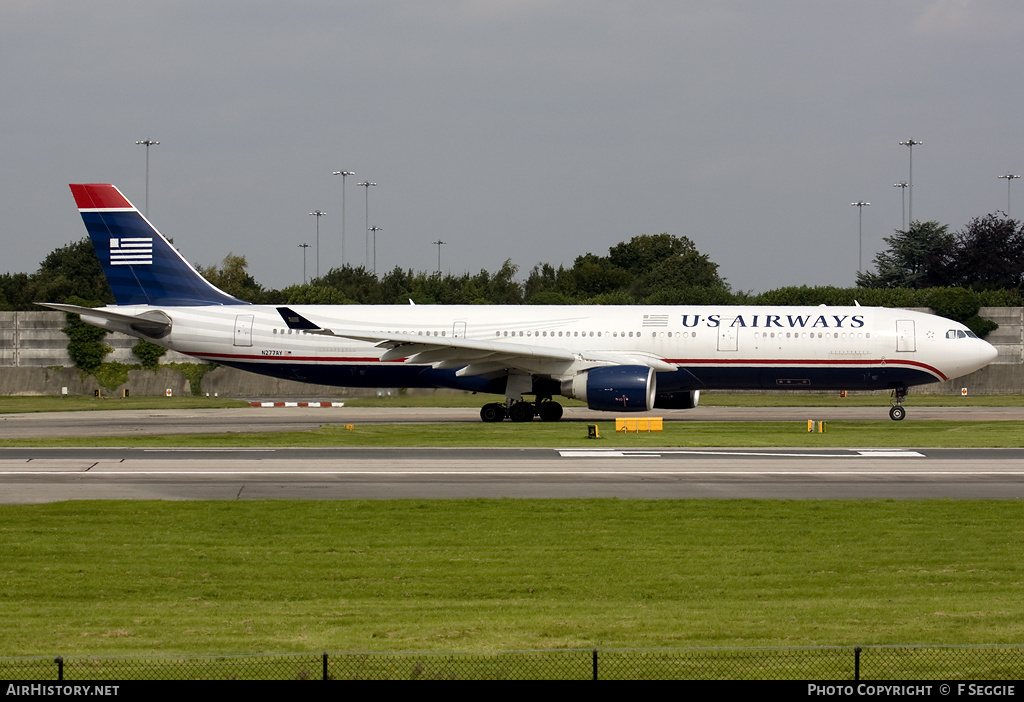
[2,419,1024,449]
[2,394,1022,662]
[0,396,251,413]
[2,499,1023,656]
[1,391,1022,414]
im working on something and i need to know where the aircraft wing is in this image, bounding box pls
[277,307,676,376]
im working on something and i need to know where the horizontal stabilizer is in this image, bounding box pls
[38,303,172,337]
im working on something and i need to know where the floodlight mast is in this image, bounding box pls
[369,226,383,275]
[432,239,447,272]
[332,170,355,266]
[297,243,310,284]
[893,182,908,231]
[357,181,377,268]
[308,210,327,279]
[135,139,159,216]
[851,201,870,275]
[998,173,1021,217]
[899,139,922,223]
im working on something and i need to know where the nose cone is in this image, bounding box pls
[980,339,999,367]
[960,338,999,378]
[940,337,999,381]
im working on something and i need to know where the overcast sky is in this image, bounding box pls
[4,1,1024,295]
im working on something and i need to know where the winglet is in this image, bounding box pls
[277,307,322,330]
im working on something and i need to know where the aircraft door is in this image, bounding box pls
[453,321,467,338]
[717,317,738,352]
[233,314,254,347]
[895,320,916,352]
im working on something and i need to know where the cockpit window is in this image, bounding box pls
[946,329,979,339]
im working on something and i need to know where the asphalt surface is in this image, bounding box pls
[2,445,1024,501]
[1,405,1023,502]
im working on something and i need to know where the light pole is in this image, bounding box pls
[432,239,447,273]
[893,182,908,231]
[998,173,1021,217]
[297,243,310,284]
[899,139,922,223]
[851,201,870,275]
[357,181,377,267]
[368,226,383,275]
[332,170,355,266]
[308,210,327,279]
[135,139,159,216]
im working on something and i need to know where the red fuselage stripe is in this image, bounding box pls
[193,352,948,381]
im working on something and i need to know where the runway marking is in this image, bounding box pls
[4,469,1022,477]
[142,449,278,452]
[249,401,344,408]
[557,449,925,458]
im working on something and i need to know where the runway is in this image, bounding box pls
[2,405,1023,502]
[3,444,1024,502]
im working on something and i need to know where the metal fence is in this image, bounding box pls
[1,646,1022,680]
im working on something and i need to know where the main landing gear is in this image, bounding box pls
[889,386,908,421]
[480,398,564,423]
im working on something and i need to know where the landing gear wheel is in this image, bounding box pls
[480,403,506,423]
[889,385,908,422]
[508,401,535,423]
[537,401,563,422]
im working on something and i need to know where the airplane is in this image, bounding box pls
[43,183,999,423]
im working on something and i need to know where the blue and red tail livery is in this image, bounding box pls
[70,184,244,306]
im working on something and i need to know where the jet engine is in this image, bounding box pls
[561,365,656,412]
[653,389,700,410]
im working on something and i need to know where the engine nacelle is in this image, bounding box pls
[654,389,700,410]
[561,365,656,412]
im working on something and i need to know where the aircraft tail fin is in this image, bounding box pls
[69,184,246,306]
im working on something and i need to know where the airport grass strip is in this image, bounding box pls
[2,419,1024,448]
[0,396,250,413]
[5,646,1024,680]
[1,500,1022,656]
[2,393,1024,414]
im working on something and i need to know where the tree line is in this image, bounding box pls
[4,217,1024,339]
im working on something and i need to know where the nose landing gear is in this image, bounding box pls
[889,386,908,421]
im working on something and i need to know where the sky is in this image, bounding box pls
[3,1,1024,295]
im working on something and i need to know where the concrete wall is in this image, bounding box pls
[1,309,1022,397]
[0,312,72,367]
[0,365,400,399]
[199,366,386,399]
[0,311,194,367]
[978,307,1023,365]
[0,366,193,398]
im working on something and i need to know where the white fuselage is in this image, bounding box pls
[80,303,998,400]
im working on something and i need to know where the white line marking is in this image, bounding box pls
[3,470,1021,477]
[142,449,277,452]
[558,449,925,458]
